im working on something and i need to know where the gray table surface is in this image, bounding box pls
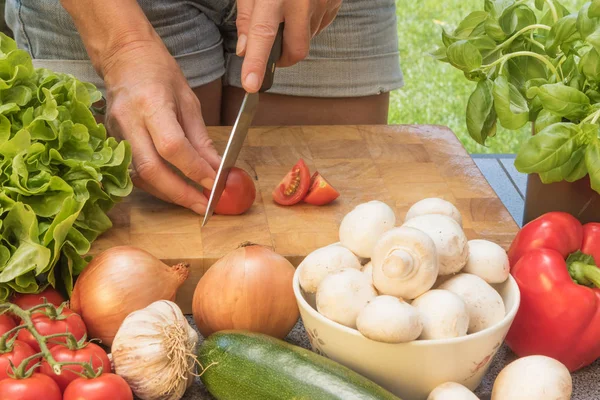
[171,155,599,400]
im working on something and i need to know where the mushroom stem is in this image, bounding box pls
[382,249,415,280]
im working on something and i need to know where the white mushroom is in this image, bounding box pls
[298,245,362,293]
[411,289,469,340]
[438,273,505,333]
[356,295,422,343]
[362,261,373,282]
[316,268,377,329]
[427,382,479,400]
[402,214,468,275]
[491,355,572,400]
[371,226,439,300]
[339,200,396,258]
[462,239,510,284]
[406,197,463,227]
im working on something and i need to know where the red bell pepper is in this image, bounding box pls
[506,211,600,372]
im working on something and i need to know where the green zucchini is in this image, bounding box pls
[197,330,402,400]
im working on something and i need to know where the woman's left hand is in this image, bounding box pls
[235,0,343,92]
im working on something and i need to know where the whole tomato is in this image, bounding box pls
[203,167,256,215]
[40,342,111,392]
[0,373,61,400]
[0,314,16,338]
[11,287,66,311]
[63,373,133,400]
[17,308,86,352]
[0,340,39,381]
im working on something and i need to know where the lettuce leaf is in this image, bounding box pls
[0,33,132,301]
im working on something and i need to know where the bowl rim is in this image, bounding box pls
[292,264,521,346]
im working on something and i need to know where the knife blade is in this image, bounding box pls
[202,22,284,227]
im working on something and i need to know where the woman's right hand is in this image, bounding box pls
[101,40,222,215]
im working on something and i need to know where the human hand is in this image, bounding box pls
[102,40,221,214]
[235,0,342,92]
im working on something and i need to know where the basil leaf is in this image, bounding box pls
[578,2,598,39]
[466,79,497,144]
[539,146,587,183]
[586,140,600,193]
[454,11,489,38]
[515,123,586,173]
[590,0,600,18]
[485,0,515,17]
[529,83,591,119]
[447,40,483,71]
[499,5,537,35]
[533,109,562,133]
[545,14,579,57]
[485,16,507,42]
[587,88,600,102]
[582,47,600,81]
[493,75,529,129]
[507,56,548,92]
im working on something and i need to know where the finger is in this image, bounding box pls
[309,9,326,38]
[241,1,283,92]
[145,105,218,188]
[277,2,312,68]
[235,0,255,56]
[128,125,209,215]
[130,168,173,204]
[317,6,341,35]
[178,93,222,171]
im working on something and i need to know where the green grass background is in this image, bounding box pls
[390,0,587,154]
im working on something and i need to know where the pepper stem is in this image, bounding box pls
[569,262,600,288]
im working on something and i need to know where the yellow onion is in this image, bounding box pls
[192,243,299,339]
[70,246,189,346]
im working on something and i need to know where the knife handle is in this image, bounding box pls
[260,22,284,92]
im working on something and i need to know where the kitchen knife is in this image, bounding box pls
[202,23,284,227]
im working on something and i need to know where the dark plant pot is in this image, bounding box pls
[523,173,600,225]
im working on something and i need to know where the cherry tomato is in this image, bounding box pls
[0,373,62,400]
[0,314,16,338]
[303,172,340,206]
[203,167,256,215]
[40,342,111,392]
[0,340,39,381]
[272,159,311,206]
[17,308,86,352]
[11,287,66,311]
[63,373,133,400]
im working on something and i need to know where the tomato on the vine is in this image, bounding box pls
[272,159,311,206]
[40,342,111,392]
[17,308,86,352]
[0,314,16,338]
[11,287,66,311]
[63,373,133,400]
[303,172,340,206]
[0,373,61,400]
[0,340,39,381]
[203,167,256,215]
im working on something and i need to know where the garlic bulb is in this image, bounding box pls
[111,300,199,400]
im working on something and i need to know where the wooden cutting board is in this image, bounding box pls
[90,125,520,313]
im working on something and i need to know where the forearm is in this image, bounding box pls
[60,0,163,78]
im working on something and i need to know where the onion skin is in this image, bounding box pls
[70,246,189,347]
[192,244,299,339]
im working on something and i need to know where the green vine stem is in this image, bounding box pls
[0,303,89,375]
[482,51,561,80]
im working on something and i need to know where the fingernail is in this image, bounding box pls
[201,178,215,189]
[191,203,207,215]
[244,72,259,92]
[236,34,247,56]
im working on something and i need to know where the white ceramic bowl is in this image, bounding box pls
[292,268,520,400]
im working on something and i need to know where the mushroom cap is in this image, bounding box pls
[356,295,422,343]
[406,197,463,227]
[299,245,362,293]
[438,273,505,333]
[427,382,479,400]
[316,268,377,329]
[402,214,468,275]
[339,200,396,258]
[463,239,509,284]
[371,226,439,299]
[411,289,469,339]
[491,355,572,400]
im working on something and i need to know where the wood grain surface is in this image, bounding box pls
[90,125,520,313]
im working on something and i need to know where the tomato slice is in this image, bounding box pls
[272,159,311,206]
[303,172,340,206]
